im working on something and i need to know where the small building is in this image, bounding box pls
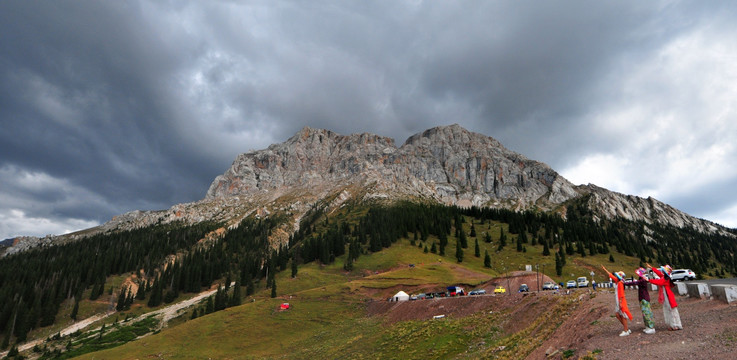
[392,291,410,302]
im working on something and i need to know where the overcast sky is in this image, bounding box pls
[2,1,736,239]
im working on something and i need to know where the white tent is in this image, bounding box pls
[392,291,410,302]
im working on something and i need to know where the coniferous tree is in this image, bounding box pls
[164,288,177,304]
[70,298,79,321]
[519,230,528,244]
[460,229,468,249]
[555,252,563,276]
[559,246,567,266]
[214,286,226,311]
[543,240,550,256]
[497,228,507,251]
[270,277,277,298]
[456,239,464,263]
[116,287,128,311]
[147,277,163,308]
[609,254,615,263]
[516,236,523,252]
[474,238,480,257]
[484,232,492,243]
[430,242,437,254]
[190,308,198,320]
[470,224,476,237]
[135,282,146,300]
[291,258,298,278]
[344,257,354,271]
[577,241,586,257]
[205,297,214,314]
[484,250,491,268]
[229,278,242,307]
[245,273,255,296]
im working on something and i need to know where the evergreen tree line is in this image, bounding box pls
[0,222,219,346]
[293,202,455,268]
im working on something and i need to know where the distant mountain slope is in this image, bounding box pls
[4,125,732,257]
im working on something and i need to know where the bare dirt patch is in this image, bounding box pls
[368,293,516,324]
[367,276,737,360]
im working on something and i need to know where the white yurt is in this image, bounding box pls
[392,290,410,302]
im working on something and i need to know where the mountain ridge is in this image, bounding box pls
[3,124,731,256]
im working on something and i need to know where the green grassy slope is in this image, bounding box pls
[75,215,641,359]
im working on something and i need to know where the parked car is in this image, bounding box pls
[518,284,529,292]
[447,286,465,296]
[494,286,506,294]
[469,289,486,295]
[542,281,558,290]
[577,277,590,288]
[566,280,577,289]
[670,269,696,281]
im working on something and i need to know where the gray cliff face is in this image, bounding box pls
[206,127,396,198]
[206,124,579,209]
[579,184,725,235]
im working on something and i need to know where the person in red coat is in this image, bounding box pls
[647,263,683,330]
[602,265,633,336]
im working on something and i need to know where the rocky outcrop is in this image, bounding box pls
[206,124,579,210]
[578,184,725,235]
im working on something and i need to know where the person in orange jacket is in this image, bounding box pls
[647,263,683,330]
[602,265,633,336]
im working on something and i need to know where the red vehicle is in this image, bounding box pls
[279,303,290,310]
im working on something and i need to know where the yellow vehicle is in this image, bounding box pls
[494,286,506,294]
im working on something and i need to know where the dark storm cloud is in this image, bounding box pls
[0,1,221,237]
[1,1,736,238]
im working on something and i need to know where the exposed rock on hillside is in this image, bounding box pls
[206,124,579,210]
[578,184,725,234]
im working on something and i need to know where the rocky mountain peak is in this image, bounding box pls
[205,125,577,210]
[403,124,505,151]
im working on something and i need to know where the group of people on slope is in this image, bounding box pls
[601,264,683,337]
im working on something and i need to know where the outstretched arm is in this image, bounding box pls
[602,265,618,282]
[651,266,664,278]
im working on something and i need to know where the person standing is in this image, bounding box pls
[624,268,656,334]
[648,264,683,331]
[602,265,633,336]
